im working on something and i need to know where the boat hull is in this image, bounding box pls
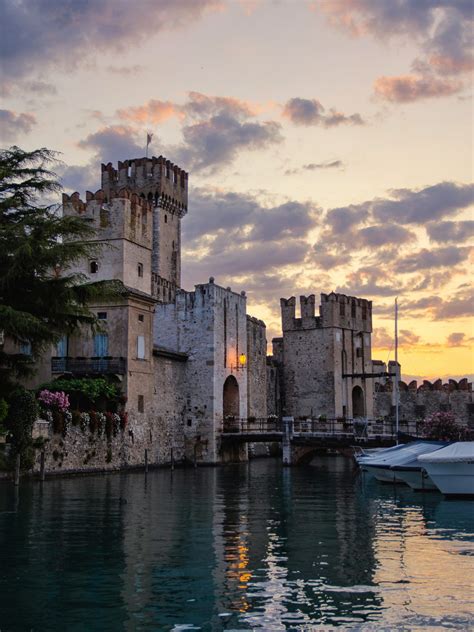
[364,465,405,483]
[393,468,438,491]
[422,462,474,496]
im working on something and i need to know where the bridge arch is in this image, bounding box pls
[223,375,240,419]
[352,385,365,417]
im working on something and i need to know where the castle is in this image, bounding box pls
[19,155,472,473]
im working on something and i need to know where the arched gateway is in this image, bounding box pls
[352,385,365,417]
[223,375,240,419]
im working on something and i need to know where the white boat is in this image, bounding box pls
[418,442,474,496]
[360,441,447,484]
[391,464,438,491]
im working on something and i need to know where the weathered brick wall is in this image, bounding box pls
[374,378,473,426]
[274,292,374,420]
[246,316,267,420]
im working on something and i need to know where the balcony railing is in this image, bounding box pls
[51,357,127,375]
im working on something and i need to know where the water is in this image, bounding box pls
[0,457,473,631]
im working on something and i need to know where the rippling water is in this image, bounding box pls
[0,457,473,631]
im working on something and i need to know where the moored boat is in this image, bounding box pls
[359,441,448,484]
[418,442,474,496]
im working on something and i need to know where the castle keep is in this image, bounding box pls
[21,155,472,474]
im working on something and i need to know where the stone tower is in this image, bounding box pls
[275,292,374,420]
[101,157,188,294]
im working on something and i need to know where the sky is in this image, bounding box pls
[1,0,473,382]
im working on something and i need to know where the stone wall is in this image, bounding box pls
[374,377,474,427]
[246,316,267,420]
[153,280,249,463]
[276,293,374,420]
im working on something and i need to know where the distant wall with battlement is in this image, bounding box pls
[373,363,474,427]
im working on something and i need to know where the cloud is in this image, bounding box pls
[285,160,344,175]
[367,182,474,225]
[0,0,222,82]
[355,224,415,248]
[0,109,36,141]
[106,65,145,76]
[184,187,318,245]
[446,332,473,347]
[282,98,364,127]
[427,220,474,243]
[374,74,462,102]
[117,100,182,124]
[77,125,145,163]
[335,266,401,298]
[181,187,317,287]
[396,246,471,273]
[433,294,473,319]
[372,327,420,349]
[176,114,283,172]
[314,1,473,102]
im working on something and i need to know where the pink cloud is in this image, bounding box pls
[117,100,183,124]
[374,74,462,103]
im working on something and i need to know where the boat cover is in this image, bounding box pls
[418,442,474,464]
[361,441,447,468]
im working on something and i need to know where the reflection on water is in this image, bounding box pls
[0,457,473,630]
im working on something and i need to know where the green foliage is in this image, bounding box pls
[39,377,120,405]
[0,399,8,423]
[6,387,38,468]
[0,145,119,386]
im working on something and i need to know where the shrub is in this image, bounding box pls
[419,411,470,441]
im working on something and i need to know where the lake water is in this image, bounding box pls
[0,457,473,631]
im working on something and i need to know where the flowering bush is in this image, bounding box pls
[419,411,470,441]
[38,389,70,412]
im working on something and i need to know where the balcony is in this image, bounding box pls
[51,357,127,375]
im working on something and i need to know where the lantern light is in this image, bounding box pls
[239,353,247,368]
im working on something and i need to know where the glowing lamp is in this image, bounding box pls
[239,353,247,368]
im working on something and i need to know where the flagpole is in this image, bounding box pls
[394,297,399,444]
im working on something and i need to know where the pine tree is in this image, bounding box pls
[0,146,116,387]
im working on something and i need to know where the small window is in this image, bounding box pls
[137,335,145,359]
[164,214,168,224]
[138,395,144,413]
[356,348,363,358]
[362,306,367,320]
[97,312,107,320]
[20,341,32,356]
[90,261,98,274]
[138,263,143,278]
[351,301,356,318]
[339,302,345,316]
[138,314,144,322]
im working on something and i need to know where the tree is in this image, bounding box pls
[0,146,115,389]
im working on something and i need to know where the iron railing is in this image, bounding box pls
[222,417,422,438]
[51,357,127,375]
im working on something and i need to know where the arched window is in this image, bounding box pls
[164,214,168,223]
[90,261,98,274]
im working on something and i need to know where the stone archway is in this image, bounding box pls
[352,385,365,417]
[223,375,240,419]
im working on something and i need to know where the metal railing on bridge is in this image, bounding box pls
[222,417,422,439]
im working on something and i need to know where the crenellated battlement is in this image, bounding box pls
[320,292,372,333]
[101,156,188,217]
[376,377,472,393]
[63,188,153,212]
[280,292,372,332]
[62,187,153,249]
